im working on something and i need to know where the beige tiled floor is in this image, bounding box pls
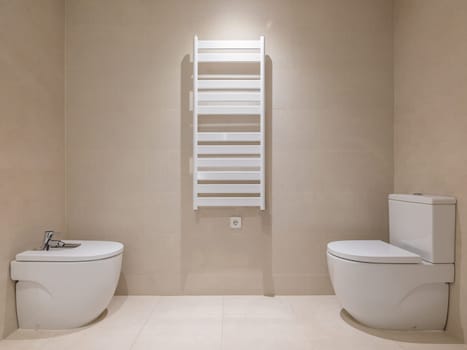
[0,296,464,350]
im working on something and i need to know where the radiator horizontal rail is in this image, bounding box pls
[198,74,260,80]
[196,157,260,167]
[197,145,260,155]
[198,53,260,62]
[198,91,260,102]
[197,40,261,49]
[197,171,261,181]
[198,80,260,90]
[195,197,261,207]
[197,184,261,194]
[198,105,260,115]
[198,132,261,142]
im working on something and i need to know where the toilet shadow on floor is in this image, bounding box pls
[340,309,463,344]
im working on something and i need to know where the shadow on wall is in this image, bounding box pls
[179,54,274,295]
[2,275,17,338]
[446,206,463,341]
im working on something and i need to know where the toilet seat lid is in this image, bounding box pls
[15,240,124,262]
[327,240,422,264]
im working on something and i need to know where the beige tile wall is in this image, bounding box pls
[66,0,394,295]
[0,0,65,338]
[5,0,467,341]
[394,0,467,340]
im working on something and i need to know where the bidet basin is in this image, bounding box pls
[11,240,123,329]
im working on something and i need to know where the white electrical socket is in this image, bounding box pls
[230,217,242,229]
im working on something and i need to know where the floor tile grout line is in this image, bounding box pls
[282,296,331,348]
[286,297,316,347]
[278,295,298,318]
[128,296,162,350]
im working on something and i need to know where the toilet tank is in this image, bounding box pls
[389,194,456,263]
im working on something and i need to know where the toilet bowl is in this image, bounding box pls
[327,240,454,330]
[327,194,456,330]
[11,240,123,329]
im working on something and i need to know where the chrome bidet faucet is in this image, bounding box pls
[40,230,65,250]
[40,230,81,250]
[41,230,55,250]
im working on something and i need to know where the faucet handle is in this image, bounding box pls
[41,230,56,250]
[44,230,55,240]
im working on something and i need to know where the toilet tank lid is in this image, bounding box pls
[389,194,456,205]
[15,240,124,262]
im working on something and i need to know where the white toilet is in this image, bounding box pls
[327,194,456,330]
[11,240,123,329]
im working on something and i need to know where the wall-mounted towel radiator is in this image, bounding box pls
[193,36,265,210]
